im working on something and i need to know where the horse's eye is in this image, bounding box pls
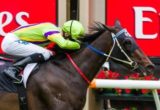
[123,39,132,51]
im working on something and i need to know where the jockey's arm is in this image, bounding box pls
[47,33,80,50]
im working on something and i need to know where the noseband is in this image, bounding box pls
[87,29,138,70]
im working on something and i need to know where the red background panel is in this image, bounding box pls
[0,0,57,53]
[106,0,160,56]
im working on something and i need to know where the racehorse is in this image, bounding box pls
[0,20,155,110]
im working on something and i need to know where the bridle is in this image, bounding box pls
[107,29,138,69]
[87,29,138,70]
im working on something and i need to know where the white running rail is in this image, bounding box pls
[90,79,160,110]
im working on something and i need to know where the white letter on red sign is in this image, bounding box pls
[133,7,157,39]
[0,11,12,36]
[16,12,29,26]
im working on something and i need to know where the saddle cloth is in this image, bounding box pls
[22,63,37,88]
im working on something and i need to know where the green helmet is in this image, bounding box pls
[62,20,85,39]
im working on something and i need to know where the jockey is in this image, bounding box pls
[1,20,85,82]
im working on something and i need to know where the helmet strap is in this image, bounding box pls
[69,20,82,44]
[70,20,74,37]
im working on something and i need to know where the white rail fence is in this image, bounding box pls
[83,79,160,110]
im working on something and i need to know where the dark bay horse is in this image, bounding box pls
[0,20,155,110]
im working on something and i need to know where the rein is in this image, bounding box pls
[65,53,91,84]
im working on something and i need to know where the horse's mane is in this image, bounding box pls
[79,22,108,43]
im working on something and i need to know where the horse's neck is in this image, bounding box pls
[72,31,112,80]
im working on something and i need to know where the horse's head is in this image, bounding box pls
[105,20,155,75]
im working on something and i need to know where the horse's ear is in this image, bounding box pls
[114,20,121,27]
[105,19,123,34]
[114,19,123,30]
